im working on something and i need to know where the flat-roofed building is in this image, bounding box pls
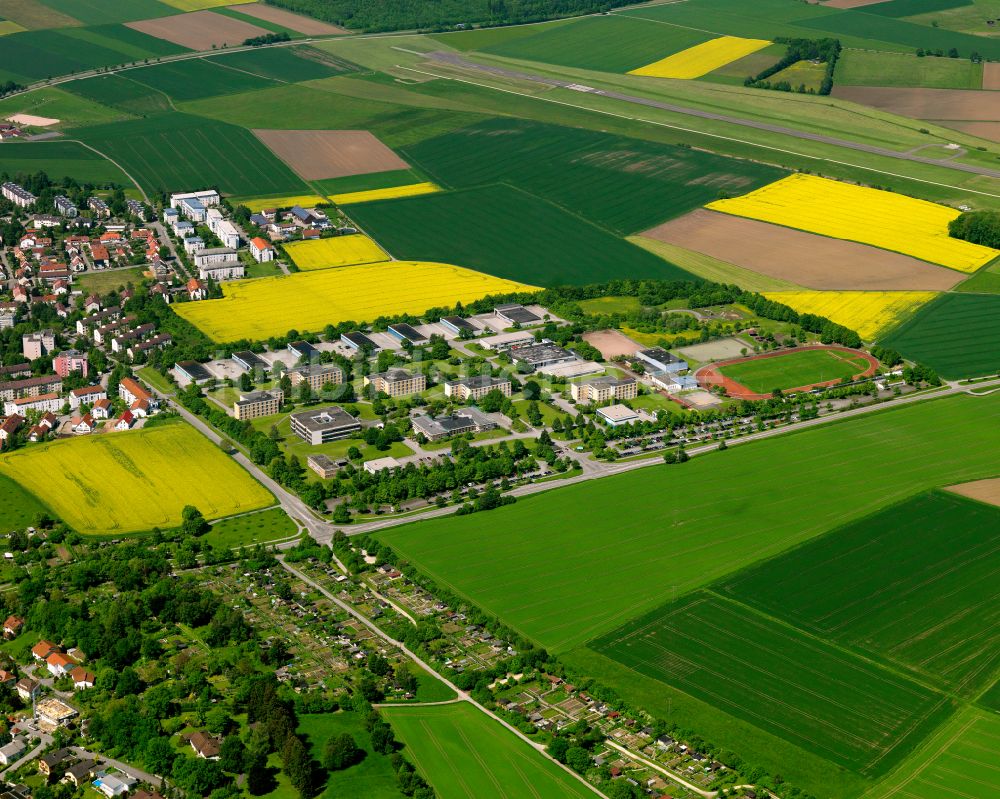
[570,376,637,403]
[36,698,78,732]
[288,340,318,361]
[597,403,640,427]
[444,375,511,401]
[411,407,496,441]
[387,323,427,344]
[364,368,426,398]
[494,303,540,326]
[511,343,576,371]
[290,406,360,445]
[234,389,283,421]
[307,453,342,479]
[0,374,62,401]
[635,347,686,374]
[479,330,535,352]
[363,456,401,474]
[175,360,213,385]
[439,316,476,336]
[170,189,220,209]
[341,331,380,354]
[232,350,269,372]
[287,363,344,392]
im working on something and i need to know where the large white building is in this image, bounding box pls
[170,189,220,208]
[215,220,242,249]
[195,248,244,281]
[2,182,36,208]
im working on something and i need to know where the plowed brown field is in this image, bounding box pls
[127,10,269,49]
[253,129,409,180]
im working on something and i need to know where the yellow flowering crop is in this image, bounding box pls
[284,234,390,271]
[708,174,999,272]
[237,194,328,213]
[763,290,938,339]
[330,182,441,205]
[0,423,274,534]
[629,36,771,79]
[175,261,538,341]
[0,21,26,36]
[160,0,239,10]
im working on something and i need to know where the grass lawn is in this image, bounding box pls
[0,473,47,532]
[382,703,594,799]
[767,59,827,91]
[203,507,296,551]
[719,348,871,394]
[511,398,562,427]
[137,366,174,395]
[75,266,146,294]
[577,296,642,315]
[835,48,984,89]
[245,260,284,279]
[298,712,405,799]
[955,257,1000,294]
[421,428,508,451]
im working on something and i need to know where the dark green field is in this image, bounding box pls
[0,25,186,83]
[207,46,357,83]
[39,0,174,24]
[66,74,173,115]
[74,112,308,197]
[591,591,952,777]
[720,491,1000,699]
[0,474,47,533]
[401,118,786,235]
[481,14,713,73]
[0,141,132,184]
[347,185,694,285]
[864,0,971,18]
[316,169,426,196]
[880,293,1000,379]
[299,713,405,799]
[123,59,277,102]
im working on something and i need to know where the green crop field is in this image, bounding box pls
[207,46,358,83]
[315,169,425,196]
[956,258,1000,294]
[39,0,174,24]
[299,713,405,799]
[0,140,132,184]
[0,421,274,534]
[0,24,185,82]
[860,708,1000,799]
[75,112,308,197]
[0,85,130,127]
[401,118,786,235]
[378,392,1000,654]
[719,348,871,394]
[591,591,952,777]
[122,58,278,102]
[863,0,973,18]
[835,49,983,88]
[382,703,595,799]
[0,473,47,533]
[66,73,172,115]
[347,185,695,286]
[480,14,714,73]
[881,293,1000,379]
[720,491,1000,698]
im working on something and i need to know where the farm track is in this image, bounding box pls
[416,52,1000,182]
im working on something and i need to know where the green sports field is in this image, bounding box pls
[720,491,1000,699]
[479,14,713,73]
[880,293,1000,378]
[719,348,871,394]
[590,591,952,777]
[401,118,787,235]
[378,392,1000,654]
[74,112,309,197]
[347,185,694,286]
[382,703,594,799]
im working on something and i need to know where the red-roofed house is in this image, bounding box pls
[71,414,95,435]
[187,279,206,301]
[114,410,134,431]
[69,385,106,409]
[70,667,95,690]
[32,640,58,661]
[0,414,23,445]
[249,237,275,262]
[91,398,111,419]
[3,615,23,638]
[46,651,73,677]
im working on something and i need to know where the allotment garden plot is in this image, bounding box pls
[642,210,963,291]
[382,703,595,799]
[174,261,535,341]
[708,174,1000,272]
[590,591,951,777]
[0,422,273,534]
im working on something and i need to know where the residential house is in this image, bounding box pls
[46,651,74,677]
[94,772,136,798]
[53,350,88,378]
[15,678,39,702]
[187,278,206,300]
[249,237,274,262]
[91,399,112,419]
[4,393,62,417]
[118,377,158,416]
[444,375,511,401]
[70,666,95,690]
[38,748,75,778]
[189,731,222,760]
[0,414,24,445]
[63,760,97,788]
[287,363,343,393]
[364,368,426,398]
[69,385,107,409]
[71,414,95,435]
[22,330,55,359]
[113,411,134,431]
[0,737,26,767]
[3,615,23,638]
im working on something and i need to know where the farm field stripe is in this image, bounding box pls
[331,181,441,204]
[762,290,939,339]
[629,35,771,79]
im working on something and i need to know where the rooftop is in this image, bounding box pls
[289,405,358,432]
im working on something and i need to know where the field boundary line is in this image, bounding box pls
[395,64,1000,200]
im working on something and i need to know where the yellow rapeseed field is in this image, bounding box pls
[629,36,772,79]
[0,21,26,36]
[237,194,328,213]
[175,261,538,341]
[330,182,442,205]
[0,422,274,534]
[708,174,999,272]
[160,0,245,10]
[284,234,390,271]
[763,290,938,339]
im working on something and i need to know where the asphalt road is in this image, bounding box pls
[422,51,1000,180]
